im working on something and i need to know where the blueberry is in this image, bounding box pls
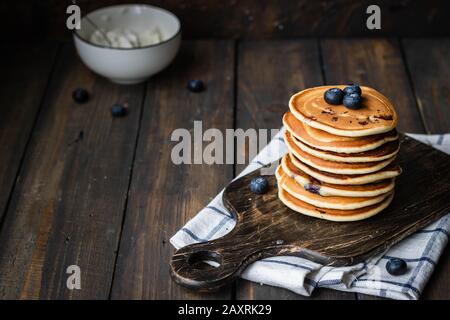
[324,88,344,105]
[304,183,320,194]
[72,88,89,104]
[343,84,362,95]
[111,103,128,117]
[249,176,269,194]
[187,80,205,93]
[343,93,362,109]
[386,258,407,276]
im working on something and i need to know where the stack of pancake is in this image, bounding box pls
[276,85,401,222]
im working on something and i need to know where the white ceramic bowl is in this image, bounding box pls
[74,4,181,84]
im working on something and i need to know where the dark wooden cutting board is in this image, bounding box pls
[170,135,450,291]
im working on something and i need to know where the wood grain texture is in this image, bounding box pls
[236,281,355,300]
[402,38,450,134]
[0,44,145,299]
[234,40,354,299]
[170,136,450,291]
[110,41,235,299]
[320,38,425,134]
[33,0,450,40]
[235,40,323,172]
[0,38,448,300]
[0,43,58,222]
[403,38,450,300]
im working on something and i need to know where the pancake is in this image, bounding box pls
[278,186,394,222]
[283,112,398,153]
[281,154,395,197]
[289,153,401,185]
[289,86,398,137]
[284,131,396,175]
[290,131,399,163]
[276,165,391,210]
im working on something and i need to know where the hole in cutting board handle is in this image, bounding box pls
[187,250,222,269]
[170,241,252,291]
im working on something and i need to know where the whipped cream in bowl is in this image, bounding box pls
[90,27,164,48]
[74,4,181,84]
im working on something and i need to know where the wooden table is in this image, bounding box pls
[0,38,448,300]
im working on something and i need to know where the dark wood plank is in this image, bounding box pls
[0,43,58,222]
[171,136,450,291]
[235,40,325,172]
[110,40,234,299]
[319,38,427,300]
[403,38,450,300]
[237,280,355,299]
[0,44,145,299]
[402,38,450,134]
[235,40,355,299]
[37,0,450,40]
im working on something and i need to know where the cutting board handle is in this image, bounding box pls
[170,235,282,291]
[170,239,245,291]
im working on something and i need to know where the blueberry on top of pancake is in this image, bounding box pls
[289,85,397,137]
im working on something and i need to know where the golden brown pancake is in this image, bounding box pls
[276,165,392,210]
[278,187,394,222]
[289,153,402,185]
[289,86,398,137]
[283,112,398,153]
[284,131,396,174]
[290,131,400,163]
[281,154,395,197]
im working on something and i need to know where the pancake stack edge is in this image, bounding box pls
[277,85,401,222]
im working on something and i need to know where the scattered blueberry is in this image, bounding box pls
[72,88,89,104]
[111,103,128,117]
[187,80,205,93]
[386,258,407,276]
[343,93,362,109]
[324,88,344,105]
[343,84,362,95]
[249,176,269,194]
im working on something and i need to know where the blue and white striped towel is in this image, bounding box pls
[170,130,450,300]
